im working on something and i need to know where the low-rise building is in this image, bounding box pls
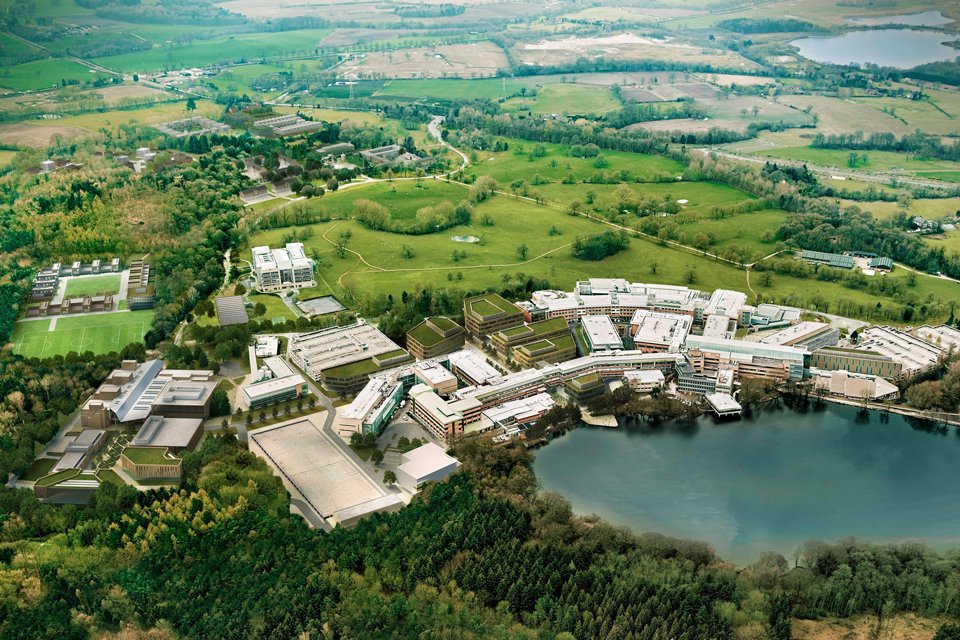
[395,443,460,493]
[761,321,839,352]
[243,373,308,410]
[624,369,665,392]
[52,429,107,473]
[631,310,692,352]
[915,325,960,351]
[151,380,218,419]
[800,250,855,269]
[447,350,503,386]
[412,361,458,396]
[675,361,717,395]
[215,296,249,327]
[684,335,808,381]
[813,369,899,401]
[406,316,466,360]
[581,315,623,352]
[409,384,482,440]
[131,415,204,452]
[119,447,183,481]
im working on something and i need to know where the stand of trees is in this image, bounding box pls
[812,131,960,162]
[572,230,630,260]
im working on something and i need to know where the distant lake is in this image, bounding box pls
[846,10,954,27]
[791,29,959,68]
[533,403,960,565]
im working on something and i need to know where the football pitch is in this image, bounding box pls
[11,310,154,358]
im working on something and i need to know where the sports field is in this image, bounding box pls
[11,310,154,358]
[63,274,121,298]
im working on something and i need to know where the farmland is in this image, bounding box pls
[0,59,110,92]
[10,310,155,358]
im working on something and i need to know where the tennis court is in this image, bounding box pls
[11,310,154,358]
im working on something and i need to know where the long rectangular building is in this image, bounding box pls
[289,321,408,383]
[810,346,903,378]
[630,310,692,353]
[760,321,839,351]
[857,326,942,376]
[684,335,808,381]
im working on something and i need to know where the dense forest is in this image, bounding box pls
[6,432,960,639]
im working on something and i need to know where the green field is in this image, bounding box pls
[503,83,621,116]
[467,138,686,184]
[307,180,471,224]
[752,146,960,174]
[93,29,332,73]
[64,274,122,298]
[375,77,542,101]
[0,59,111,91]
[11,310,155,358]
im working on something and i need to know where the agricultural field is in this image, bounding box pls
[63,274,122,298]
[502,83,620,116]
[374,77,541,101]
[845,197,960,221]
[10,310,154,358]
[338,42,508,80]
[0,151,17,167]
[0,59,111,92]
[750,146,960,174]
[0,99,220,147]
[92,29,333,73]
[662,0,943,28]
[515,32,760,70]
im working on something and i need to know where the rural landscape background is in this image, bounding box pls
[2,0,960,638]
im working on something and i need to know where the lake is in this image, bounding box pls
[846,10,954,27]
[533,402,960,565]
[791,29,959,68]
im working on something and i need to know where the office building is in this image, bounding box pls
[395,443,460,493]
[119,447,183,481]
[243,373,308,410]
[858,326,942,376]
[684,335,808,381]
[252,243,316,293]
[409,384,482,440]
[463,293,525,337]
[746,303,802,328]
[813,369,899,401]
[51,429,107,473]
[411,361,458,396]
[481,393,554,428]
[447,350,503,386]
[80,360,216,428]
[131,415,204,452]
[581,315,624,352]
[337,377,403,436]
[675,361,718,395]
[406,316,466,360]
[512,334,577,368]
[809,346,901,378]
[491,317,570,355]
[624,369,665,392]
[631,310,693,353]
[761,322,839,352]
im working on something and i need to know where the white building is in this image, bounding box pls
[581,315,623,352]
[630,310,692,352]
[859,326,943,376]
[252,243,316,293]
[395,443,461,493]
[623,369,665,392]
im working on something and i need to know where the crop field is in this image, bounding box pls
[305,180,471,223]
[502,84,620,116]
[465,138,686,184]
[375,77,541,101]
[515,32,760,70]
[0,100,221,147]
[92,29,333,73]
[11,310,154,358]
[0,59,111,92]
[778,95,915,136]
[338,43,508,80]
[63,274,122,298]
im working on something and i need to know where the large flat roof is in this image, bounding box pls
[250,418,387,519]
[132,415,202,449]
[761,321,833,346]
[397,443,460,480]
[290,321,403,373]
[859,326,942,374]
[582,315,622,349]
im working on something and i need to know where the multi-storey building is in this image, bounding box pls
[406,316,466,360]
[684,335,808,381]
[490,317,571,355]
[463,293,525,337]
[252,243,316,293]
[810,346,903,379]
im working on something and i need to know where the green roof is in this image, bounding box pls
[407,317,463,347]
[517,334,575,356]
[465,293,522,319]
[122,446,179,465]
[323,357,380,379]
[568,371,602,389]
[35,468,81,487]
[499,317,567,339]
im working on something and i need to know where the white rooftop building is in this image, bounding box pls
[630,310,692,352]
[447,350,503,386]
[481,393,554,427]
[581,315,623,352]
[859,326,943,376]
[252,242,315,293]
[395,443,460,493]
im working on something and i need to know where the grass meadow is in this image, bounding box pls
[63,274,122,298]
[11,310,155,358]
[0,59,110,92]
